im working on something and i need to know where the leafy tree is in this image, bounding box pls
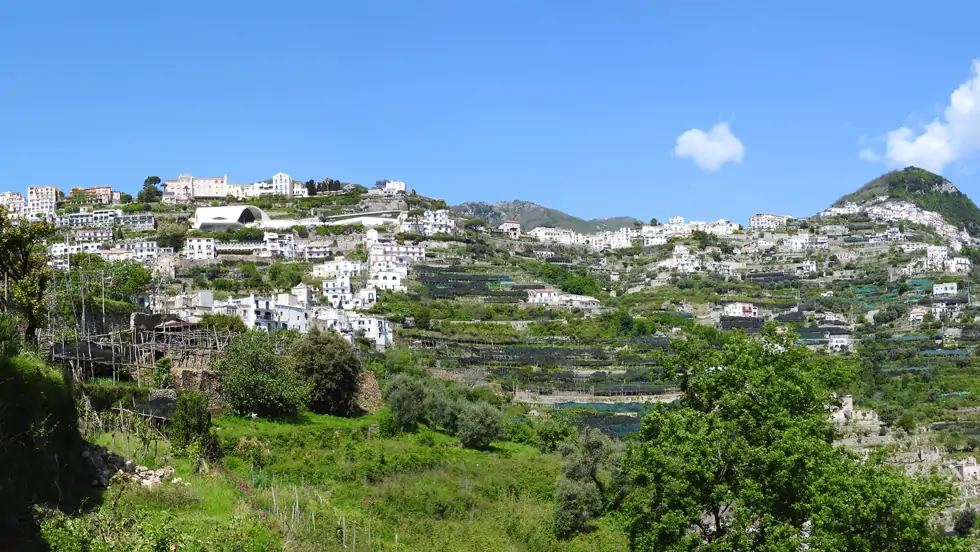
[154,222,186,251]
[198,313,248,333]
[287,327,362,416]
[619,329,962,552]
[456,402,503,449]
[305,179,317,196]
[954,507,976,537]
[0,207,55,343]
[214,333,311,419]
[383,374,427,432]
[463,218,486,231]
[168,390,221,462]
[554,477,602,539]
[649,217,659,226]
[424,383,462,432]
[137,176,163,203]
[118,192,133,204]
[553,428,621,538]
[415,305,431,330]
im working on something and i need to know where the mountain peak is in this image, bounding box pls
[831,166,980,234]
[452,200,639,234]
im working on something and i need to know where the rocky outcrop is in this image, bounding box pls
[81,443,177,488]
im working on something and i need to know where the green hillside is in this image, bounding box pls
[452,200,639,233]
[833,167,980,235]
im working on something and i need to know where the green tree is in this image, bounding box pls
[287,327,362,416]
[383,374,427,432]
[463,218,486,231]
[619,330,962,552]
[456,402,503,449]
[214,333,311,419]
[553,428,621,538]
[0,207,55,343]
[137,176,163,203]
[649,218,659,226]
[198,313,248,333]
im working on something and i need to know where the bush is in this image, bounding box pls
[77,380,150,412]
[153,356,173,388]
[457,402,504,449]
[424,386,462,433]
[287,327,362,416]
[534,418,575,453]
[0,313,21,358]
[506,417,539,447]
[169,390,220,461]
[553,478,602,539]
[378,409,399,438]
[955,507,976,537]
[215,333,311,419]
[383,374,427,432]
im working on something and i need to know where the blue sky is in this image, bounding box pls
[3,1,980,225]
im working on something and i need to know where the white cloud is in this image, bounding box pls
[858,148,879,162]
[674,122,745,172]
[862,60,980,174]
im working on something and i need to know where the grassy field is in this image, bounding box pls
[91,409,627,551]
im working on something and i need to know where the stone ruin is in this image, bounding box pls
[81,442,179,489]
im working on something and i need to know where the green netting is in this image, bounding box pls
[854,285,879,294]
[907,279,933,290]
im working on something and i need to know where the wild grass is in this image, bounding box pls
[91,409,627,550]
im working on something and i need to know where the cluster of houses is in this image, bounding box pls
[521,216,741,251]
[1,185,129,221]
[820,198,972,244]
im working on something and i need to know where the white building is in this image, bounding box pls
[183,238,216,260]
[945,256,972,274]
[378,180,406,196]
[305,242,333,261]
[163,174,229,203]
[799,260,818,275]
[26,186,59,219]
[934,282,958,296]
[116,239,159,261]
[828,334,853,353]
[290,283,319,308]
[312,258,364,278]
[0,191,25,215]
[749,213,791,231]
[264,232,296,259]
[49,242,103,258]
[368,268,407,292]
[399,209,455,236]
[723,302,758,318]
[369,243,425,264]
[292,181,309,198]
[74,228,113,242]
[498,221,521,238]
[527,288,559,304]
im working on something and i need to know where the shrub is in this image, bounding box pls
[168,390,220,461]
[533,418,576,453]
[424,386,462,433]
[456,402,504,449]
[215,333,311,419]
[383,374,427,432]
[955,507,976,537]
[506,417,539,447]
[553,477,602,539]
[378,409,399,438]
[153,357,172,388]
[287,327,362,416]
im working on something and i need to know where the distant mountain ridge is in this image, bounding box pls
[452,200,640,234]
[831,167,980,236]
